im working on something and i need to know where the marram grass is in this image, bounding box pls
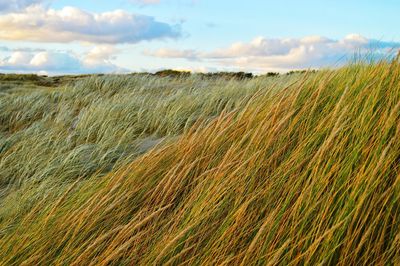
[1,61,400,265]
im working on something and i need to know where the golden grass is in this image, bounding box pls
[0,61,400,265]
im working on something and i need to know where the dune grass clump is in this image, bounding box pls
[0,61,400,265]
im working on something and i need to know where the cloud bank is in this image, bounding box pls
[0,46,127,74]
[145,34,400,72]
[0,5,181,44]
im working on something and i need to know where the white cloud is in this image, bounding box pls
[143,48,199,60]
[84,45,118,66]
[0,5,181,44]
[0,47,128,74]
[7,51,33,65]
[29,52,82,71]
[174,66,215,73]
[145,34,400,72]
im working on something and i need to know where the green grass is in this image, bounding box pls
[0,61,399,265]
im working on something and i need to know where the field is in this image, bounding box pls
[0,61,400,265]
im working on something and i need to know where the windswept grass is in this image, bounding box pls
[0,61,400,265]
[0,74,290,213]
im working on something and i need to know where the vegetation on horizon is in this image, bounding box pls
[1,60,400,265]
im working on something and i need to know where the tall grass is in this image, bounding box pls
[1,61,400,265]
[0,74,289,216]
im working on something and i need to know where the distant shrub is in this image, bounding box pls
[260,72,280,78]
[154,70,191,78]
[198,71,254,80]
[0,73,42,82]
[286,69,317,75]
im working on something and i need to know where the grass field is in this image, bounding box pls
[0,60,399,265]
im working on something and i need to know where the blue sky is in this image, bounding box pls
[0,0,399,74]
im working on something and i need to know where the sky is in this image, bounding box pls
[0,0,399,75]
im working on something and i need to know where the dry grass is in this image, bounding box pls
[0,61,400,265]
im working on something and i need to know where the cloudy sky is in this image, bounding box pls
[0,0,399,75]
